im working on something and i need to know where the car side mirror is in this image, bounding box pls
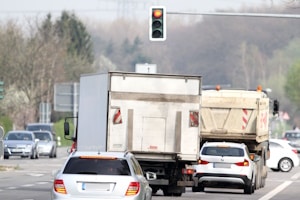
[145,172,157,180]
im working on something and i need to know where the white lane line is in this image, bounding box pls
[21,184,34,187]
[259,181,293,200]
[291,172,300,180]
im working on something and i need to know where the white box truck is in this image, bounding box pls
[65,71,202,196]
[197,87,279,190]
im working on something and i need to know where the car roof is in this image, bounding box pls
[26,123,53,126]
[270,138,291,144]
[284,130,300,134]
[202,141,246,148]
[7,130,34,134]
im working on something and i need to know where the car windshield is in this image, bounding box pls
[27,125,52,132]
[34,132,51,141]
[202,146,244,157]
[6,132,33,141]
[285,132,300,139]
[63,157,131,176]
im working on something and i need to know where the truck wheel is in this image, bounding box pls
[162,189,172,196]
[173,193,182,196]
[279,157,293,172]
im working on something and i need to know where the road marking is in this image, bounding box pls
[21,184,34,187]
[259,181,292,200]
[291,172,300,180]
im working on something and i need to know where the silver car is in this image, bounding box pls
[33,130,57,158]
[51,151,156,200]
[3,130,39,159]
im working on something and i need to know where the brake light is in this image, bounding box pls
[198,159,209,165]
[125,182,140,196]
[79,155,117,160]
[235,159,249,166]
[292,149,298,154]
[54,179,67,194]
[182,168,195,175]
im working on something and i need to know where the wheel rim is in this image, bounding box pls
[279,158,292,172]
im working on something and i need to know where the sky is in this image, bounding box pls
[0,0,287,22]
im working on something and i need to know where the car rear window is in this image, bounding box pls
[26,124,53,132]
[63,157,131,176]
[202,146,244,157]
[34,132,51,141]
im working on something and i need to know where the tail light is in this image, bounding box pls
[125,182,140,196]
[54,179,67,194]
[235,159,249,166]
[198,159,209,165]
[182,168,195,175]
[292,149,298,154]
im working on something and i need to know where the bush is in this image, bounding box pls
[0,116,13,137]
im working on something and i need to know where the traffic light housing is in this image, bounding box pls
[149,6,166,41]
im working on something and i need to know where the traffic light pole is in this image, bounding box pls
[167,11,300,19]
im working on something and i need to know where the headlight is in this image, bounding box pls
[25,144,33,149]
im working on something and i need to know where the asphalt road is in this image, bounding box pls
[0,147,300,200]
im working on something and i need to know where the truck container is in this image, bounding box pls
[198,87,278,190]
[66,71,202,196]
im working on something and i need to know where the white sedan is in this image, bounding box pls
[267,139,300,172]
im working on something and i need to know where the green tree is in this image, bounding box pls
[285,61,300,109]
[55,11,94,64]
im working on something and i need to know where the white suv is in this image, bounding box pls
[193,142,257,194]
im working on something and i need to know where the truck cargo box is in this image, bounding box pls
[201,89,270,144]
[77,72,202,161]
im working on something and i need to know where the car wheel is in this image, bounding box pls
[278,157,293,172]
[35,149,39,159]
[49,148,54,158]
[192,185,204,192]
[30,149,36,159]
[244,177,254,194]
[4,155,9,159]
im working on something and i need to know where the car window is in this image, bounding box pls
[202,146,244,157]
[285,132,300,139]
[26,124,53,132]
[6,133,33,141]
[269,142,283,149]
[63,157,131,176]
[130,157,143,175]
[34,132,51,141]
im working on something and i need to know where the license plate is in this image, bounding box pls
[11,149,22,153]
[81,182,111,191]
[213,163,231,168]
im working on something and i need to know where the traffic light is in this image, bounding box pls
[0,81,4,100]
[149,6,166,41]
